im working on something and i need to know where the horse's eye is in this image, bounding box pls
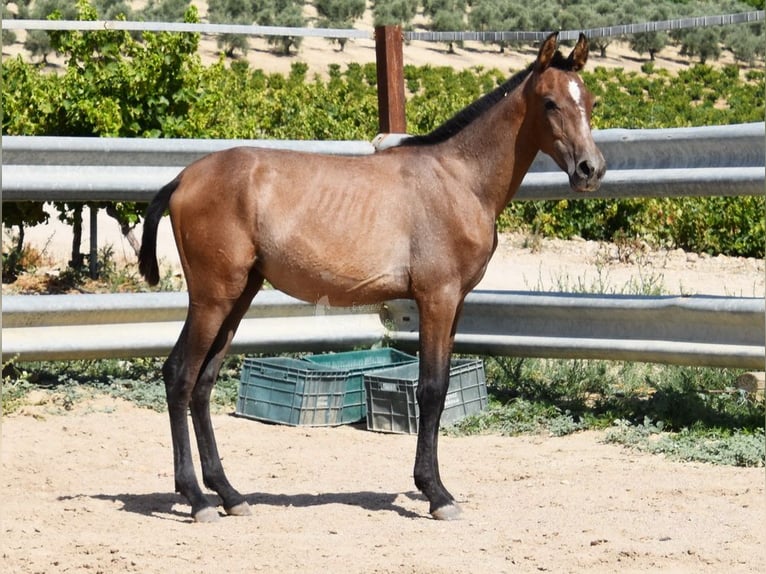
[544,99,558,111]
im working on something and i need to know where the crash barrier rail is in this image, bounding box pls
[1,123,764,367]
[2,290,763,369]
[2,123,764,202]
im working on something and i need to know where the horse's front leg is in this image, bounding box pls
[413,294,464,520]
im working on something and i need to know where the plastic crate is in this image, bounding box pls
[303,349,417,423]
[235,357,347,426]
[364,359,488,434]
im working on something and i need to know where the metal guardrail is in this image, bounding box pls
[2,123,764,202]
[2,291,385,361]
[3,10,763,42]
[386,292,766,369]
[1,124,764,367]
[2,290,763,368]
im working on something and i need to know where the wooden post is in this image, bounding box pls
[89,205,99,279]
[375,25,406,134]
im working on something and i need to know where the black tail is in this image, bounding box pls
[138,177,181,286]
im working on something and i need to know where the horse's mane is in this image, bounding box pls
[400,51,572,147]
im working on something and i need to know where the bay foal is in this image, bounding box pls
[139,32,605,522]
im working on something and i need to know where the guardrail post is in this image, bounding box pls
[89,205,99,279]
[374,25,406,134]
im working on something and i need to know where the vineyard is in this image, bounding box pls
[1,1,765,279]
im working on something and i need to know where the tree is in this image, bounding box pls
[315,0,365,51]
[587,1,618,58]
[724,23,764,65]
[468,0,532,53]
[141,0,192,21]
[207,0,258,57]
[678,27,723,64]
[258,0,306,55]
[628,1,676,62]
[422,0,468,53]
[372,0,419,28]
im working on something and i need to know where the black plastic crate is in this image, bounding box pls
[303,348,417,423]
[364,359,488,434]
[236,357,347,426]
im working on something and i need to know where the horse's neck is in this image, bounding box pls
[448,88,539,217]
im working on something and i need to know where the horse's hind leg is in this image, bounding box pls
[164,271,262,522]
[163,319,219,522]
[188,272,264,518]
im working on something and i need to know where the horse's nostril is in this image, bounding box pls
[578,160,593,178]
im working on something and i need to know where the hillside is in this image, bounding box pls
[1,0,753,78]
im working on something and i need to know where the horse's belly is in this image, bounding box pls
[262,261,410,307]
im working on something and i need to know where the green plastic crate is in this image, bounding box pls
[236,357,347,426]
[303,348,417,423]
[364,359,488,434]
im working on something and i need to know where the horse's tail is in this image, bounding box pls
[138,177,180,286]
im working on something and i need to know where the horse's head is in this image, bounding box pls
[525,33,606,193]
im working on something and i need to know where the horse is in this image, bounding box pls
[138,32,606,523]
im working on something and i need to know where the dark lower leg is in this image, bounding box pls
[166,392,215,520]
[414,378,456,515]
[163,339,221,522]
[412,296,464,520]
[189,275,263,515]
[190,370,248,514]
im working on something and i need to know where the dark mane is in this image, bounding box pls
[400,50,572,147]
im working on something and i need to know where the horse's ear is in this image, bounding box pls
[535,32,559,72]
[567,33,589,72]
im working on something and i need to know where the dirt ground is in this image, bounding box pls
[2,230,766,573]
[0,395,763,574]
[3,230,766,574]
[3,229,765,573]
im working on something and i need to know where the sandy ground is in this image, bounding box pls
[2,397,765,574]
[2,228,766,574]
[3,225,765,573]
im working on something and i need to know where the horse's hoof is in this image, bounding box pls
[193,506,221,523]
[225,501,251,517]
[431,502,462,521]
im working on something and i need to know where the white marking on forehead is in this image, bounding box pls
[568,78,590,132]
[568,79,582,106]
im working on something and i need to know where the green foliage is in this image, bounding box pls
[450,356,765,467]
[605,419,765,467]
[315,0,366,51]
[1,355,243,414]
[42,0,201,138]
[371,0,419,27]
[186,60,380,139]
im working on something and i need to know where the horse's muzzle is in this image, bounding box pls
[571,154,606,193]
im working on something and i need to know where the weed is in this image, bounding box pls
[455,356,765,467]
[605,419,765,467]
